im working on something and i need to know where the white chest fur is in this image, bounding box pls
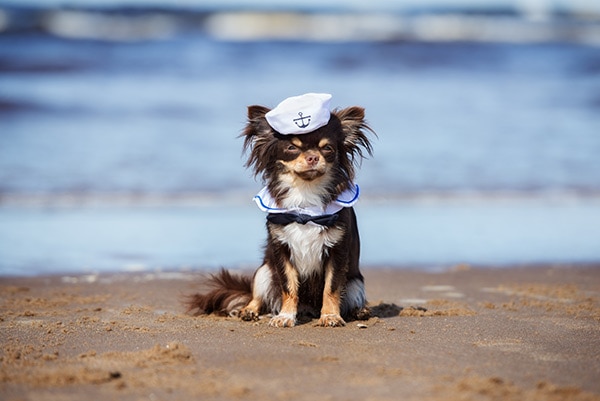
[274,224,344,278]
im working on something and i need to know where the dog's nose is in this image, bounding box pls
[305,154,320,166]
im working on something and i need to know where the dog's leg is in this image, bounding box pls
[239,263,271,321]
[342,277,370,320]
[269,261,299,327]
[317,261,346,327]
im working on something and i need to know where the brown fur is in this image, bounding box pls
[186,269,252,316]
[186,100,375,327]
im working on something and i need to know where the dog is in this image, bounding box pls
[186,93,374,327]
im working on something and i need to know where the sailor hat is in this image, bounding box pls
[265,93,332,135]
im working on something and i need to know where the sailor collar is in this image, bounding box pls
[253,183,360,226]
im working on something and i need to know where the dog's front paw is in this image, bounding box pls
[269,313,296,328]
[317,314,346,327]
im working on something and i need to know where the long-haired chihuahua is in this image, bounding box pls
[187,93,375,327]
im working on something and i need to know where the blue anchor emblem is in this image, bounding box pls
[293,112,311,129]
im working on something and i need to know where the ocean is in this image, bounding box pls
[1,4,600,275]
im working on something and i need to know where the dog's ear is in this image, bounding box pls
[241,105,274,177]
[335,106,375,165]
[247,105,271,121]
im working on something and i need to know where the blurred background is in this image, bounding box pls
[1,0,599,275]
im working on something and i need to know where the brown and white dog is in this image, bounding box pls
[186,93,375,327]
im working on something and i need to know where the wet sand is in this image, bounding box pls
[1,264,599,401]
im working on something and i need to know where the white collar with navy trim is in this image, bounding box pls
[253,183,360,217]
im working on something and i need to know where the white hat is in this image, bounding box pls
[265,93,332,135]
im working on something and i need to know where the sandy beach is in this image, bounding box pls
[1,264,599,401]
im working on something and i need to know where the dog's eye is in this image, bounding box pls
[286,144,299,152]
[321,145,334,153]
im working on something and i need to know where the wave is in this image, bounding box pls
[1,4,599,44]
[2,189,600,209]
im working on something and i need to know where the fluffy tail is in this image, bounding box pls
[186,269,252,317]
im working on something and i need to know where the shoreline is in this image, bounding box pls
[1,264,599,400]
[2,196,600,275]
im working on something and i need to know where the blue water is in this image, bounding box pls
[1,23,600,275]
[1,199,600,276]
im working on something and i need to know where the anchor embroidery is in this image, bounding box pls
[293,112,311,129]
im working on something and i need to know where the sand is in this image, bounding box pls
[1,264,599,401]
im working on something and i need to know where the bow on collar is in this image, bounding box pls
[253,183,359,228]
[267,212,340,227]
